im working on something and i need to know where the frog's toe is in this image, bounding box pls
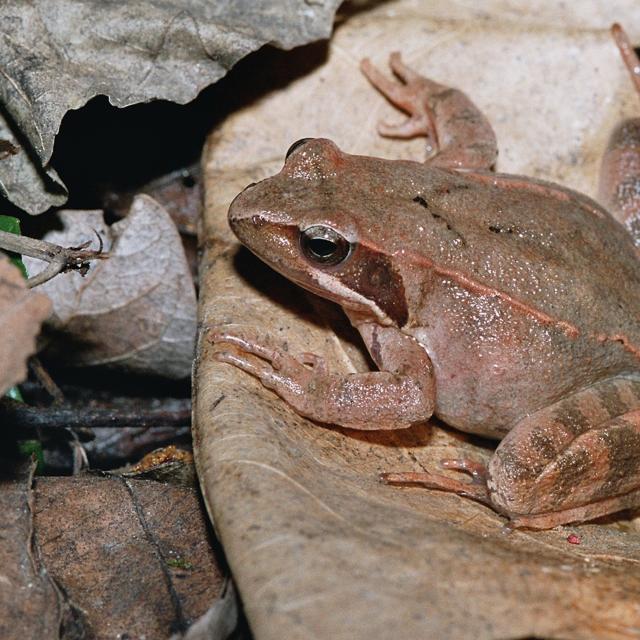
[210,330,279,363]
[214,349,273,379]
[441,458,488,484]
[378,114,432,140]
[380,470,491,505]
[388,52,421,83]
[360,57,417,113]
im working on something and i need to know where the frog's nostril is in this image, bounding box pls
[228,212,247,239]
[285,138,313,160]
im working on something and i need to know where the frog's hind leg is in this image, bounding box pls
[488,377,640,529]
[599,24,640,247]
[360,53,497,170]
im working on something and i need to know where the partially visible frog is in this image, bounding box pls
[212,24,640,529]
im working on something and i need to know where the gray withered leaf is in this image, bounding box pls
[0,0,342,213]
[25,195,196,378]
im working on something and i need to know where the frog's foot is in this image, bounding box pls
[211,330,325,389]
[360,53,437,142]
[360,52,497,170]
[381,457,492,506]
[213,331,329,372]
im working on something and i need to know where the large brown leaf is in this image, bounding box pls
[195,3,640,639]
[0,0,341,214]
[33,474,228,639]
[0,255,51,396]
[25,195,196,378]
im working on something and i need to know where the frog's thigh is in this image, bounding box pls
[488,377,640,528]
[598,118,640,246]
[598,26,640,247]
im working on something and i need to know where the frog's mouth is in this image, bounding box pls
[296,268,393,320]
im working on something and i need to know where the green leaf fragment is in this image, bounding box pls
[166,556,194,570]
[17,440,45,474]
[6,385,23,401]
[0,215,28,278]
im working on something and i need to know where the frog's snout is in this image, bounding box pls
[227,199,252,243]
[227,190,287,256]
[228,182,260,236]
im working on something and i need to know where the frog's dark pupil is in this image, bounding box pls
[309,238,336,258]
[300,225,350,266]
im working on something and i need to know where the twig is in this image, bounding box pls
[0,139,19,160]
[0,229,108,288]
[0,397,191,430]
[28,356,65,404]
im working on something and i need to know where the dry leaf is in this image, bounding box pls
[195,2,640,639]
[33,474,227,639]
[171,582,238,640]
[25,195,196,378]
[0,255,51,396]
[0,117,67,214]
[0,0,341,214]
[122,445,197,486]
[0,459,62,640]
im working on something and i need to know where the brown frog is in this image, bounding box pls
[212,25,640,529]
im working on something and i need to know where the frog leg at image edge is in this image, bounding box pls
[599,24,640,247]
[360,51,497,170]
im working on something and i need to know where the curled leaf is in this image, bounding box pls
[195,3,640,638]
[25,195,196,378]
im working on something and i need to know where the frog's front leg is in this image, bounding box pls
[211,325,435,430]
[360,53,497,171]
[386,377,640,528]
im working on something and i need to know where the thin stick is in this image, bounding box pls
[28,357,65,404]
[0,397,191,430]
[0,230,108,288]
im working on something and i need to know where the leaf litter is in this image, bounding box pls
[0,1,348,638]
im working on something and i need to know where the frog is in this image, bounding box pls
[211,24,640,529]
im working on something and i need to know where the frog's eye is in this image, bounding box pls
[286,138,313,160]
[300,225,351,266]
